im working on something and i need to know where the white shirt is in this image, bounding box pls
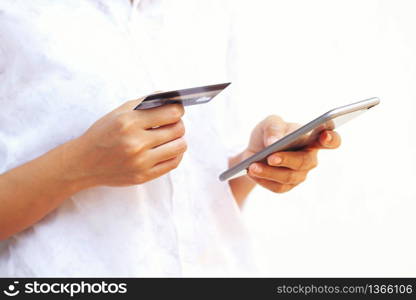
[0,0,255,276]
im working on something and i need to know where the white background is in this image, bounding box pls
[230,0,416,276]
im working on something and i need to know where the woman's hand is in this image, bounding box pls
[0,99,187,240]
[65,100,187,188]
[245,115,341,193]
[229,115,341,206]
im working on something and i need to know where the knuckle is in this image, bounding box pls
[138,134,152,151]
[114,114,133,132]
[166,156,181,172]
[265,114,283,125]
[132,173,147,185]
[284,185,294,193]
[174,138,188,153]
[133,156,148,170]
[169,104,184,120]
[310,158,318,169]
[271,184,286,193]
[307,151,318,169]
[300,154,311,170]
[298,172,307,183]
[266,114,278,121]
[173,156,182,167]
[121,137,145,154]
[263,115,286,138]
[174,120,186,137]
[120,138,136,154]
[285,171,295,184]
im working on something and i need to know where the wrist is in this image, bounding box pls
[228,151,257,208]
[58,137,99,192]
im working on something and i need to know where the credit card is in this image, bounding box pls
[134,82,231,110]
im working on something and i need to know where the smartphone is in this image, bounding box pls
[219,97,381,181]
[134,82,231,110]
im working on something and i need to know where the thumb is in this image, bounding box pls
[262,115,287,147]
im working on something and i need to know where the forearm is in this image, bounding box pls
[228,150,256,208]
[0,139,88,240]
[0,100,188,240]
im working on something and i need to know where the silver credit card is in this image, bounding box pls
[134,82,231,110]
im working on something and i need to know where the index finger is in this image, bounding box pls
[135,103,185,129]
[267,148,318,171]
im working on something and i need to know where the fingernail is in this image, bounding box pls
[267,136,279,146]
[251,164,262,173]
[271,156,282,165]
[325,132,333,144]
